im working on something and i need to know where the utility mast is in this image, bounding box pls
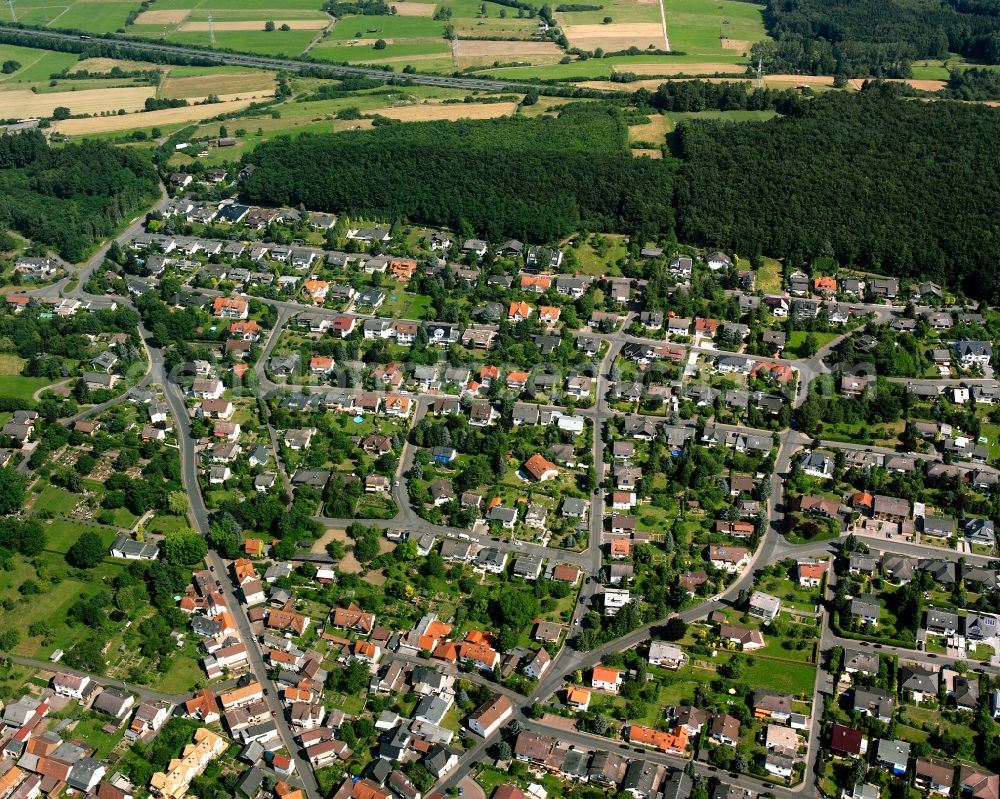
[6,0,16,23]
[208,12,215,45]
[756,56,763,89]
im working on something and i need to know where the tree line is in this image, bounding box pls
[756,0,1000,77]
[672,84,1000,302]
[241,104,676,244]
[0,131,159,262]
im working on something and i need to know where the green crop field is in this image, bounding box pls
[312,40,450,60]
[0,44,80,84]
[54,0,142,32]
[326,15,445,39]
[164,29,318,55]
[559,0,662,26]
[663,0,767,58]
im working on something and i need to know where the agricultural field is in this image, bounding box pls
[9,0,144,32]
[662,0,766,61]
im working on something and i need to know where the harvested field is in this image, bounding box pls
[455,39,562,56]
[51,97,258,133]
[310,528,347,554]
[374,101,517,121]
[133,8,188,24]
[563,22,666,50]
[628,113,670,144]
[721,37,751,51]
[764,73,834,86]
[159,71,275,98]
[71,57,164,72]
[632,148,662,158]
[0,86,153,116]
[178,18,327,30]
[579,78,671,90]
[187,90,275,102]
[392,1,436,14]
[613,61,746,75]
[848,77,946,92]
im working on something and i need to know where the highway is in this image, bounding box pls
[0,25,589,93]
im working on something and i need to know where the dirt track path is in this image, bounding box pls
[659,0,670,50]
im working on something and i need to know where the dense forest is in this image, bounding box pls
[756,0,1000,76]
[672,86,1000,302]
[0,131,159,262]
[242,105,676,243]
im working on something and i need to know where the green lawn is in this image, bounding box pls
[756,575,822,612]
[146,514,190,534]
[44,518,117,554]
[785,331,839,359]
[34,485,83,516]
[567,233,629,276]
[755,256,783,293]
[70,712,127,758]
[0,354,51,401]
[0,44,80,84]
[741,656,816,697]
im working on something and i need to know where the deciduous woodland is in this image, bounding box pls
[241,88,1000,301]
[0,132,159,262]
[757,0,1000,76]
[672,87,1000,302]
[240,105,678,244]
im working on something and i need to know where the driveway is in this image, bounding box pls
[457,775,486,799]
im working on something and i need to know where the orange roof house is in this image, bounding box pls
[752,361,795,383]
[851,491,874,509]
[592,665,622,691]
[520,274,551,292]
[458,636,500,670]
[243,538,264,557]
[384,394,412,417]
[566,687,591,710]
[523,453,559,482]
[212,296,248,319]
[539,306,561,323]
[694,317,719,336]
[480,365,500,382]
[507,370,530,389]
[332,603,375,634]
[814,275,837,293]
[390,259,417,281]
[310,356,335,373]
[628,723,689,754]
[232,558,257,585]
[229,319,262,338]
[610,538,632,558]
[303,280,329,302]
[508,301,532,322]
[798,561,828,583]
[268,609,309,636]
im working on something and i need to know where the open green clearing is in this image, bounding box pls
[161,29,318,55]
[558,0,662,25]
[663,0,767,58]
[785,330,839,358]
[0,43,79,84]
[0,518,123,659]
[0,354,52,402]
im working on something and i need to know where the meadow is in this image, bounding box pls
[0,354,52,402]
